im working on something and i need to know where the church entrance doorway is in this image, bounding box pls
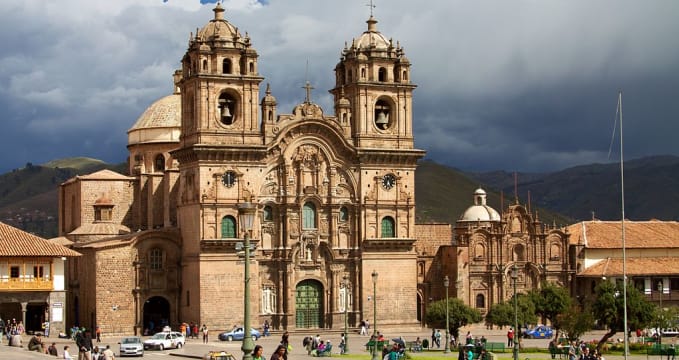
[143,296,170,334]
[295,280,323,328]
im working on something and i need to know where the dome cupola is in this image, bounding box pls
[459,188,501,222]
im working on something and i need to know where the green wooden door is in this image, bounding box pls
[295,280,323,328]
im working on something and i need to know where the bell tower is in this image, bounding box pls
[179,2,264,147]
[330,15,416,150]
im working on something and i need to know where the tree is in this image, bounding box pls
[486,302,513,328]
[483,295,537,333]
[591,280,655,352]
[426,298,482,340]
[530,282,572,339]
[557,303,594,341]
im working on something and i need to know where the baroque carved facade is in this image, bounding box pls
[453,189,574,315]
[58,4,426,335]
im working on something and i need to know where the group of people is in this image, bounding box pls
[303,333,332,356]
[1,317,25,339]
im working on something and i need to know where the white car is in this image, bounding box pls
[144,331,185,350]
[119,336,144,357]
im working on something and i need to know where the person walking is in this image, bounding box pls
[271,344,287,360]
[263,320,270,337]
[435,329,442,348]
[360,320,367,335]
[507,327,514,347]
[76,329,93,360]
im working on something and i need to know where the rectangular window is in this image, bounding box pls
[33,266,44,278]
[10,266,20,278]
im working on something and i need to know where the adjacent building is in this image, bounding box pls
[569,220,679,307]
[0,221,81,336]
[453,189,574,314]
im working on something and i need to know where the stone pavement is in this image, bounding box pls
[0,323,668,360]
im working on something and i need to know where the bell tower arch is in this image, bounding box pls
[330,15,416,150]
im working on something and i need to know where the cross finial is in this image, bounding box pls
[366,0,376,17]
[303,81,314,104]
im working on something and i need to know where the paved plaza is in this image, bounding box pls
[0,324,669,360]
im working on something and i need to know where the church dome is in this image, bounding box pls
[196,3,244,47]
[354,16,390,50]
[459,188,501,222]
[127,94,181,146]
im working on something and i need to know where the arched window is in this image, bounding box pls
[512,244,525,262]
[402,70,408,81]
[249,62,254,73]
[263,206,273,221]
[154,154,165,172]
[374,99,391,130]
[378,67,387,82]
[381,216,395,238]
[339,206,349,222]
[222,58,232,74]
[361,68,366,79]
[302,202,316,229]
[221,215,236,238]
[393,68,399,82]
[202,59,207,71]
[217,92,237,125]
[475,294,485,308]
[149,248,163,270]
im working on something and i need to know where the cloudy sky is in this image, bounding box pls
[0,0,677,174]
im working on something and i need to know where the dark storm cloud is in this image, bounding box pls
[0,0,677,173]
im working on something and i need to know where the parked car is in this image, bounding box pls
[523,325,553,339]
[119,336,144,357]
[218,327,261,341]
[144,331,185,350]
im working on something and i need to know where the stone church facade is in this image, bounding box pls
[453,189,575,315]
[58,4,427,335]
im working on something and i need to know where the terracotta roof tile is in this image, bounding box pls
[579,257,679,277]
[568,220,679,248]
[0,222,81,257]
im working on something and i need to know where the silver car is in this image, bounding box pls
[119,336,144,357]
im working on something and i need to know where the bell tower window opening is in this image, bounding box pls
[222,58,232,74]
[217,93,237,125]
[221,215,237,238]
[249,62,254,73]
[402,70,408,81]
[381,216,395,238]
[374,100,391,130]
[302,202,317,230]
[361,68,366,79]
[393,68,399,82]
[202,59,208,71]
[154,154,165,172]
[378,67,387,82]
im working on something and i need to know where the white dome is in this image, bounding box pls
[459,188,500,222]
[460,205,501,222]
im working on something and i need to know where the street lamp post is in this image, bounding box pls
[511,265,519,360]
[238,202,257,360]
[444,275,450,354]
[658,281,663,344]
[371,270,379,360]
[343,274,350,355]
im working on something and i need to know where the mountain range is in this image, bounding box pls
[1,155,677,238]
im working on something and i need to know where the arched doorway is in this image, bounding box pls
[295,280,323,328]
[143,296,170,334]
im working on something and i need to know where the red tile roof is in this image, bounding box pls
[568,220,679,248]
[0,222,81,257]
[578,257,679,277]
